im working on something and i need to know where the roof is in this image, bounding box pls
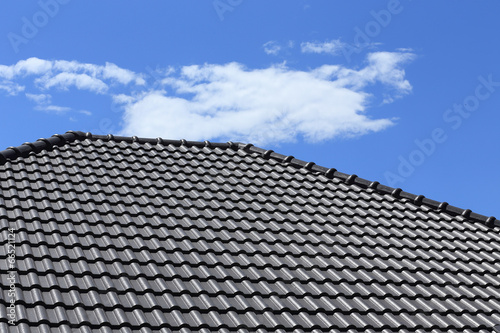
[0,130,499,333]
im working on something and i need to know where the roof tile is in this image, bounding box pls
[1,131,499,332]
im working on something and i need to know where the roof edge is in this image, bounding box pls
[1,131,498,229]
[240,144,500,229]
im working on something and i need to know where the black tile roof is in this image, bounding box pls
[0,130,499,332]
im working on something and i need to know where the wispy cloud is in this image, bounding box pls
[79,110,92,116]
[35,105,72,113]
[263,41,281,55]
[1,57,145,115]
[25,93,71,113]
[0,80,24,96]
[25,93,51,104]
[36,72,108,94]
[263,40,296,56]
[0,57,145,94]
[301,39,345,56]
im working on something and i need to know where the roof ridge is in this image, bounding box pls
[0,131,241,166]
[0,131,84,165]
[1,131,498,228]
[82,132,241,149]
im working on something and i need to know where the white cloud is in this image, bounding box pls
[396,47,414,53]
[0,57,145,117]
[0,57,144,94]
[79,110,92,116]
[25,92,71,114]
[35,105,71,113]
[36,72,108,93]
[0,80,24,95]
[112,93,137,105]
[263,40,296,56]
[0,58,51,79]
[120,52,414,144]
[102,62,146,85]
[263,41,281,55]
[26,93,51,104]
[357,52,414,93]
[0,53,415,144]
[301,39,345,56]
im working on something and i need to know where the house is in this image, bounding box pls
[1,130,499,332]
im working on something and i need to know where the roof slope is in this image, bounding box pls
[0,131,499,333]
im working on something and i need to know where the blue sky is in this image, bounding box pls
[1,1,499,219]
